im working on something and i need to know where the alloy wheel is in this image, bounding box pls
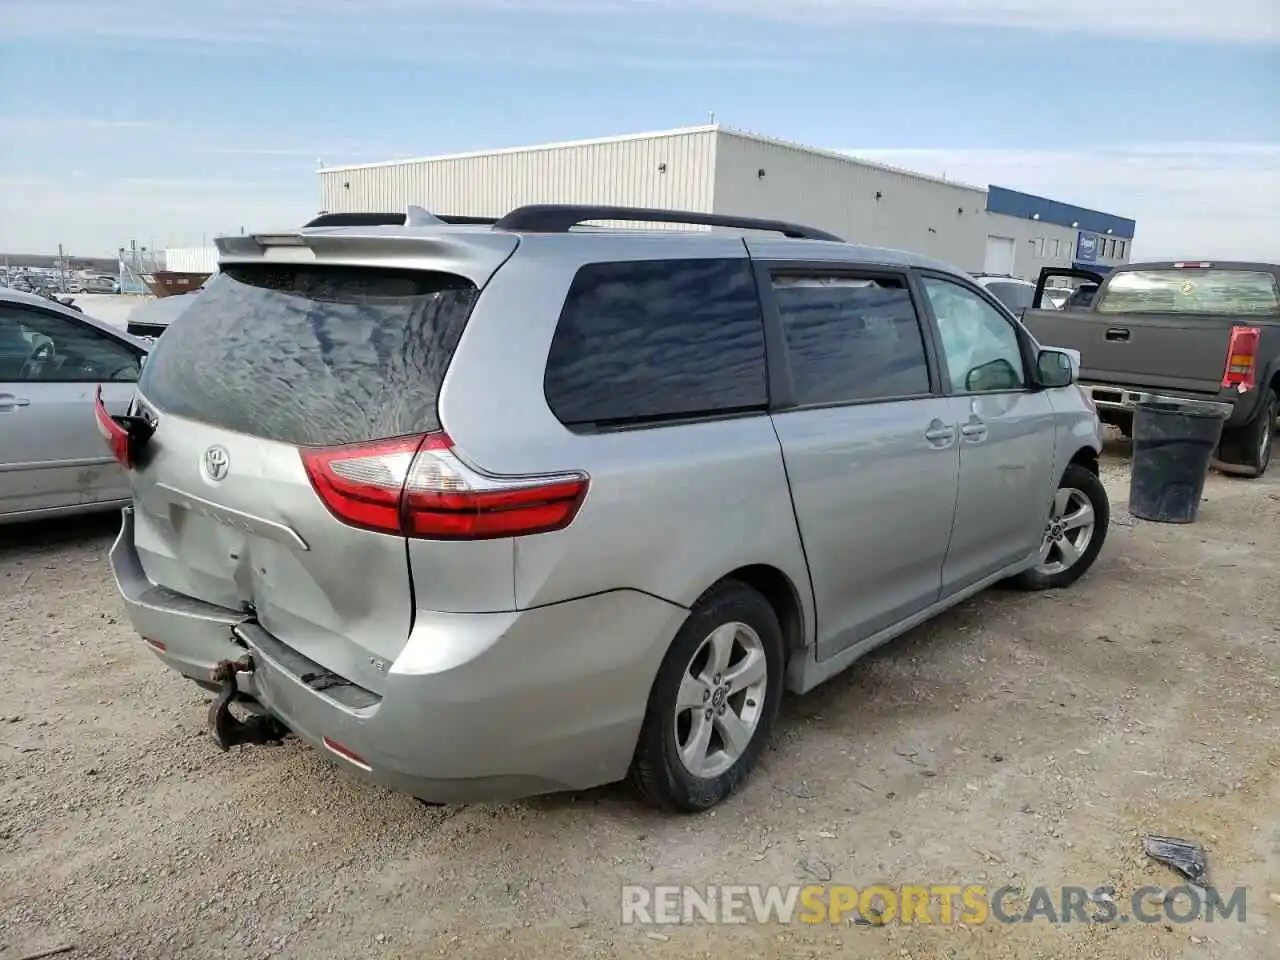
[1035,487,1096,577]
[673,622,768,779]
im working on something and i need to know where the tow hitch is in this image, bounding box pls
[208,655,288,751]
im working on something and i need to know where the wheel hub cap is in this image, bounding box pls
[673,621,769,780]
[1034,486,1097,578]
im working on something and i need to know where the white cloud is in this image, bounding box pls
[844,142,1280,261]
[7,0,1277,46]
[657,0,1280,43]
[0,175,317,256]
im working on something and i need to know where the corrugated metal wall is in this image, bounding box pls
[163,247,220,273]
[316,127,1005,267]
[985,213,1131,281]
[986,213,1078,280]
[318,130,717,229]
[713,131,989,270]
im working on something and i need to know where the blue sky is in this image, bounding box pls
[2,0,1277,258]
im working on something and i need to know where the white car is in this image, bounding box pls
[971,274,1038,314]
[0,287,150,523]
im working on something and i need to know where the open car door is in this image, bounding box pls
[1032,266,1106,310]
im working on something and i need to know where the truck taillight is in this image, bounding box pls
[300,433,589,540]
[1222,326,1260,392]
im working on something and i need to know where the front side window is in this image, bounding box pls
[921,276,1027,394]
[0,305,140,383]
[544,258,767,429]
[771,273,930,405]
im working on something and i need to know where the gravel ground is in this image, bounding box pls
[2,439,1278,960]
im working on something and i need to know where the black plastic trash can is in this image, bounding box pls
[1128,399,1231,524]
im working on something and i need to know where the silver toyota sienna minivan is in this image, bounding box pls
[100,205,1109,812]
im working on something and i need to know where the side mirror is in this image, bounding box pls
[1036,348,1076,388]
[965,357,1021,392]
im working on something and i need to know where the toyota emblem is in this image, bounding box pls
[202,445,230,482]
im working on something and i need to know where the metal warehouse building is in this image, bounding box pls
[317,125,1134,280]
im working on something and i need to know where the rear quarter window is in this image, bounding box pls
[543,258,768,429]
[137,265,479,446]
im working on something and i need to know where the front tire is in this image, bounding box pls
[1215,389,1276,479]
[1012,463,1110,591]
[629,580,785,813]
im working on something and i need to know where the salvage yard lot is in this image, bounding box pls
[2,441,1278,960]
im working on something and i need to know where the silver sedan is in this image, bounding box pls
[0,288,150,524]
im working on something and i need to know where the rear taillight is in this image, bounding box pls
[1222,326,1260,392]
[93,385,134,468]
[299,432,589,540]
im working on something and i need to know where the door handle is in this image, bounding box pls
[961,421,988,442]
[0,394,31,411]
[1104,327,1130,342]
[924,425,956,445]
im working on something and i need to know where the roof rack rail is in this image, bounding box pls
[491,204,843,242]
[303,211,499,228]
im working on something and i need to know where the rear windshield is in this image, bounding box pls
[1096,269,1280,316]
[138,264,478,446]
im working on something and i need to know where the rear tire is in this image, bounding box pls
[629,580,784,813]
[1215,389,1276,480]
[1012,463,1110,591]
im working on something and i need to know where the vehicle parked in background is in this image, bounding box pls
[102,204,1109,813]
[1022,261,1280,476]
[84,275,120,294]
[125,284,205,338]
[1062,282,1099,310]
[0,287,150,523]
[1042,287,1071,310]
[972,273,1038,314]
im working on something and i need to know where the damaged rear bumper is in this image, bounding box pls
[108,507,690,804]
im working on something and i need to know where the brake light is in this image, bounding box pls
[1222,326,1260,391]
[93,385,134,468]
[299,432,589,540]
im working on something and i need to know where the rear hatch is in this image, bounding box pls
[127,259,511,693]
[1023,266,1280,395]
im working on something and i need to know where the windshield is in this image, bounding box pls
[983,281,1036,313]
[1096,269,1280,316]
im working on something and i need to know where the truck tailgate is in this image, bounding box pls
[1023,309,1234,393]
